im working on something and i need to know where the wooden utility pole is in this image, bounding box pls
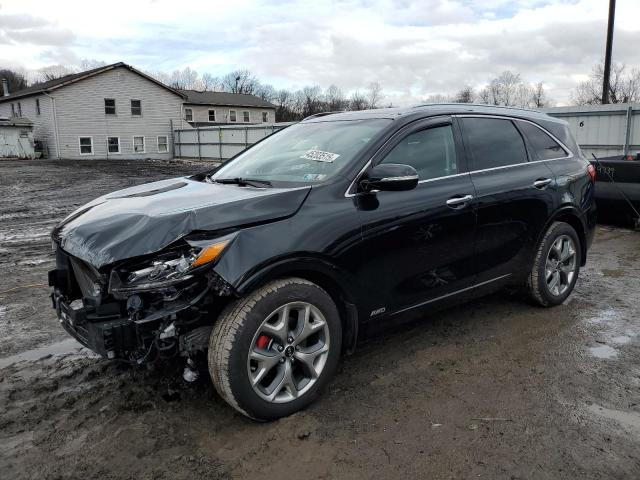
[602,0,616,104]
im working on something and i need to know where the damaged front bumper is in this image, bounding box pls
[49,243,234,363]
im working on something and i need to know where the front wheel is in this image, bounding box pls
[208,278,342,421]
[527,221,581,307]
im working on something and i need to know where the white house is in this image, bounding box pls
[180,90,276,127]
[0,63,185,160]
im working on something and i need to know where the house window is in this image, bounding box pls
[17,102,22,117]
[208,110,216,122]
[243,111,250,123]
[133,136,145,153]
[107,137,120,154]
[10,103,15,116]
[262,112,268,123]
[36,99,41,115]
[104,98,116,115]
[131,99,142,116]
[157,136,168,153]
[229,110,237,122]
[79,137,93,155]
[184,108,193,122]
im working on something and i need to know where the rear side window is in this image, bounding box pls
[517,121,566,160]
[381,125,457,180]
[461,118,527,170]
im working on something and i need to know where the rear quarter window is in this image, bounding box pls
[517,121,567,160]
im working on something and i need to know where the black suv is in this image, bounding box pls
[49,104,596,420]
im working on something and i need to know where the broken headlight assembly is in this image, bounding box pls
[108,234,234,296]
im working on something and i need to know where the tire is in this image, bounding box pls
[527,221,581,307]
[208,277,342,421]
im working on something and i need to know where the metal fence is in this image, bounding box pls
[173,123,293,161]
[544,103,640,158]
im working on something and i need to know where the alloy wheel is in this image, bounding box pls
[247,302,330,403]
[545,234,577,296]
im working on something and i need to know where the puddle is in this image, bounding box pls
[0,338,90,369]
[588,404,640,431]
[584,308,620,325]
[611,335,633,345]
[588,344,618,359]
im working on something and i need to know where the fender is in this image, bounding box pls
[536,205,589,265]
[233,254,363,353]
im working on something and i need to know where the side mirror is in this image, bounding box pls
[360,163,419,192]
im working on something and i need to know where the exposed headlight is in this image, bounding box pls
[109,235,233,295]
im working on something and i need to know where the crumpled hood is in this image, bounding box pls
[53,177,310,268]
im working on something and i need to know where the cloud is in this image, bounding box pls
[0,0,639,104]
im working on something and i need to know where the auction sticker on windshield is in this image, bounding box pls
[300,149,340,163]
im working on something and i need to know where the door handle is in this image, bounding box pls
[533,178,552,189]
[446,194,474,208]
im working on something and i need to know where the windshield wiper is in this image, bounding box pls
[212,177,273,188]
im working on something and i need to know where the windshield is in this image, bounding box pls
[211,119,391,186]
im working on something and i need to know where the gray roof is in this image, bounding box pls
[0,62,185,103]
[180,89,275,109]
[0,116,33,127]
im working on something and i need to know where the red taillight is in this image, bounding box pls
[587,164,596,183]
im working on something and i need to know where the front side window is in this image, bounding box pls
[243,111,250,123]
[229,110,237,122]
[461,117,527,170]
[79,137,93,155]
[184,108,193,122]
[35,98,41,115]
[211,119,390,186]
[104,98,116,115]
[157,135,168,153]
[133,136,145,153]
[517,121,567,160]
[381,125,457,180]
[208,110,216,122]
[262,112,268,123]
[107,137,120,153]
[131,99,142,116]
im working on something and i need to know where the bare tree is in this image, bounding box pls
[79,58,107,71]
[325,84,348,111]
[571,63,640,105]
[366,81,383,109]
[0,68,28,93]
[424,93,452,103]
[454,86,475,103]
[255,83,278,103]
[530,82,548,108]
[201,73,221,91]
[222,69,258,94]
[477,71,550,108]
[349,90,368,111]
[36,65,73,82]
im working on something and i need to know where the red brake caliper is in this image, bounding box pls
[256,334,271,350]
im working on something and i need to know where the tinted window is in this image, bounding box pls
[382,125,457,180]
[518,121,566,160]
[461,118,527,170]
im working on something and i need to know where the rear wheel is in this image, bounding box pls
[208,278,342,421]
[527,221,581,307]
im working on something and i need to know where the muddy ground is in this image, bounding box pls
[1,159,639,479]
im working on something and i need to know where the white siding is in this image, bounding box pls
[52,67,183,159]
[183,104,275,126]
[0,95,57,158]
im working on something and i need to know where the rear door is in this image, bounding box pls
[355,117,478,316]
[458,116,557,283]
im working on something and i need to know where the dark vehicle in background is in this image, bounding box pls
[588,156,640,228]
[49,104,596,420]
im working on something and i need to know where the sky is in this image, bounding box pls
[1,0,640,105]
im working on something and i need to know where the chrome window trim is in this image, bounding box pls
[345,114,575,198]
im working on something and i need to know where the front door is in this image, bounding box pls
[355,117,478,317]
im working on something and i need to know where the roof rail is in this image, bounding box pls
[411,103,543,114]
